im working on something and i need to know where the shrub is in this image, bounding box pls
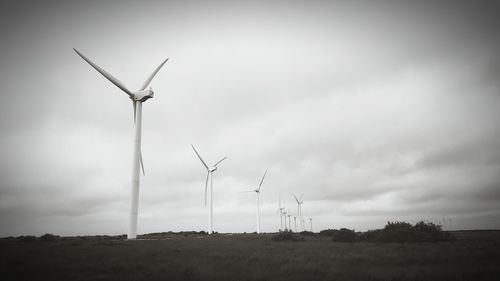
[384,221,412,231]
[332,228,356,242]
[17,235,37,242]
[357,229,382,242]
[272,230,304,241]
[1,236,15,240]
[300,231,314,236]
[319,229,338,237]
[412,221,455,242]
[359,221,455,243]
[40,233,59,242]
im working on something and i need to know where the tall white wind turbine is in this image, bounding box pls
[191,144,227,234]
[293,193,304,231]
[74,49,168,239]
[309,217,313,232]
[293,216,297,232]
[243,169,268,234]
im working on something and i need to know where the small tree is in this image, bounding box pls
[332,228,356,242]
[272,230,305,241]
[319,229,337,237]
[17,235,36,242]
[40,233,59,242]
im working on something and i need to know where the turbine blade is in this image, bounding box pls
[191,144,208,169]
[213,156,228,167]
[73,49,134,98]
[240,189,256,193]
[300,193,304,201]
[293,193,300,204]
[258,169,268,190]
[140,151,145,176]
[204,172,209,206]
[139,58,169,91]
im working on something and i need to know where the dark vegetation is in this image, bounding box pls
[271,230,305,241]
[320,221,455,243]
[332,228,357,242]
[358,221,455,243]
[39,233,60,242]
[1,226,498,281]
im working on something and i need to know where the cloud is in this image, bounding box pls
[1,0,500,235]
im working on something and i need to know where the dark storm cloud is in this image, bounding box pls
[418,136,500,170]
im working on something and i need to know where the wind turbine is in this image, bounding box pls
[243,169,268,234]
[277,197,284,231]
[293,193,304,231]
[282,210,288,231]
[293,216,297,232]
[287,210,292,231]
[309,217,313,232]
[74,49,168,239]
[191,144,227,234]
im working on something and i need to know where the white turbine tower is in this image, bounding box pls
[293,193,304,231]
[277,198,284,231]
[243,169,268,234]
[287,211,292,231]
[191,144,227,234]
[282,210,288,231]
[74,49,168,239]
[293,216,297,232]
[309,217,313,232]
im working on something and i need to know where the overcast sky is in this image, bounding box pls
[1,0,499,236]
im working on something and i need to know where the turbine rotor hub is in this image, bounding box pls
[133,88,154,102]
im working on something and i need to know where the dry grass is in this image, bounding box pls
[1,231,500,281]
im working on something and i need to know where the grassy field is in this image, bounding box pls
[1,231,500,281]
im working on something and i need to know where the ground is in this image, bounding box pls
[1,231,499,281]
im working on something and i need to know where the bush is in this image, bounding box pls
[332,228,356,242]
[319,229,338,237]
[359,221,455,243]
[357,229,382,242]
[384,221,412,231]
[17,235,37,242]
[40,233,59,242]
[300,231,314,236]
[272,230,304,241]
[413,221,455,242]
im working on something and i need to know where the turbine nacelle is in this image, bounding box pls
[132,88,154,102]
[209,166,217,172]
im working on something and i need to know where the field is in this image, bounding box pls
[1,231,500,281]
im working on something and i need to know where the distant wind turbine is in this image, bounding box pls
[277,198,284,231]
[293,193,304,231]
[287,211,292,231]
[74,49,168,239]
[191,144,227,234]
[282,210,288,231]
[243,169,268,234]
[309,217,313,232]
[293,216,297,232]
